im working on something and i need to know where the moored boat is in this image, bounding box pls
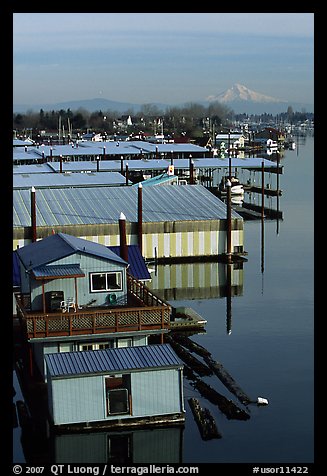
[218,175,244,196]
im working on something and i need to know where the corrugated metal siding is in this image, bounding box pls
[46,344,182,378]
[24,242,127,310]
[51,376,104,425]
[49,367,183,426]
[131,369,182,417]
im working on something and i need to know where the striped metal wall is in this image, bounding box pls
[48,368,183,426]
[14,227,244,260]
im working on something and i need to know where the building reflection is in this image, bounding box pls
[50,426,184,463]
[148,261,244,301]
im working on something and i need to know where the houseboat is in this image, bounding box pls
[45,344,185,431]
[15,233,171,378]
[13,184,245,261]
[14,233,185,430]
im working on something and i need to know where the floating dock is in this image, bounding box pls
[170,306,207,330]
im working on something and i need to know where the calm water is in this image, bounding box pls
[169,134,314,463]
[14,135,314,465]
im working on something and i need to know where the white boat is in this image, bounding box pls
[218,176,244,196]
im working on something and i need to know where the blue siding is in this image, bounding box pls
[48,366,184,426]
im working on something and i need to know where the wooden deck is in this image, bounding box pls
[15,274,171,339]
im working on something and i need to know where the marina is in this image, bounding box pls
[12,132,314,464]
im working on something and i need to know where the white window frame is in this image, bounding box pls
[90,271,123,293]
[79,342,112,351]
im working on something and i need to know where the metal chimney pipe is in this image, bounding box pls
[138,183,143,254]
[30,186,37,242]
[119,212,128,263]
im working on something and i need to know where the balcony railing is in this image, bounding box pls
[15,274,171,339]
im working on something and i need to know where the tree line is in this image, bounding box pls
[13,102,313,139]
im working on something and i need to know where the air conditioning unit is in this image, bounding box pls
[107,293,117,304]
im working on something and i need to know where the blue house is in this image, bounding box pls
[16,232,129,312]
[45,344,185,430]
[15,233,171,381]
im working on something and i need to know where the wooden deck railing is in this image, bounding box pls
[15,275,171,339]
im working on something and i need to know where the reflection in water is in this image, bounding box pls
[148,261,244,336]
[148,261,244,301]
[50,426,184,463]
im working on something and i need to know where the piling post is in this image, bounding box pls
[30,186,37,242]
[228,153,232,180]
[59,155,63,173]
[103,146,106,161]
[138,183,143,254]
[96,156,100,172]
[125,163,129,186]
[170,151,174,166]
[119,212,128,263]
[120,156,124,175]
[226,179,232,261]
[189,155,193,184]
[190,160,194,184]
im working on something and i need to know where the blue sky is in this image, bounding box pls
[13,13,314,107]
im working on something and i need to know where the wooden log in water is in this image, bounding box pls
[171,334,211,358]
[204,356,254,405]
[193,377,250,421]
[188,397,221,440]
[166,335,213,377]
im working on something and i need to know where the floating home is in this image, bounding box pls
[13,184,245,260]
[15,233,171,381]
[45,344,185,431]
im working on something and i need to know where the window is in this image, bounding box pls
[105,375,131,416]
[117,338,132,348]
[80,343,93,351]
[90,272,122,292]
[79,342,112,351]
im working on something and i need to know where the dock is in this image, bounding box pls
[170,306,207,330]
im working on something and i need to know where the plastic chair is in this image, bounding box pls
[66,297,76,312]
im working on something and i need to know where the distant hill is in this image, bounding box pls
[13,98,168,114]
[13,85,313,115]
[205,83,313,114]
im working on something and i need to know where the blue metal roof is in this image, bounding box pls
[45,344,182,378]
[16,233,128,271]
[109,245,151,281]
[131,173,178,187]
[32,264,85,279]
[13,251,20,286]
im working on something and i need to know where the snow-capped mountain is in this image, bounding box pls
[204,83,311,114]
[207,83,283,104]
